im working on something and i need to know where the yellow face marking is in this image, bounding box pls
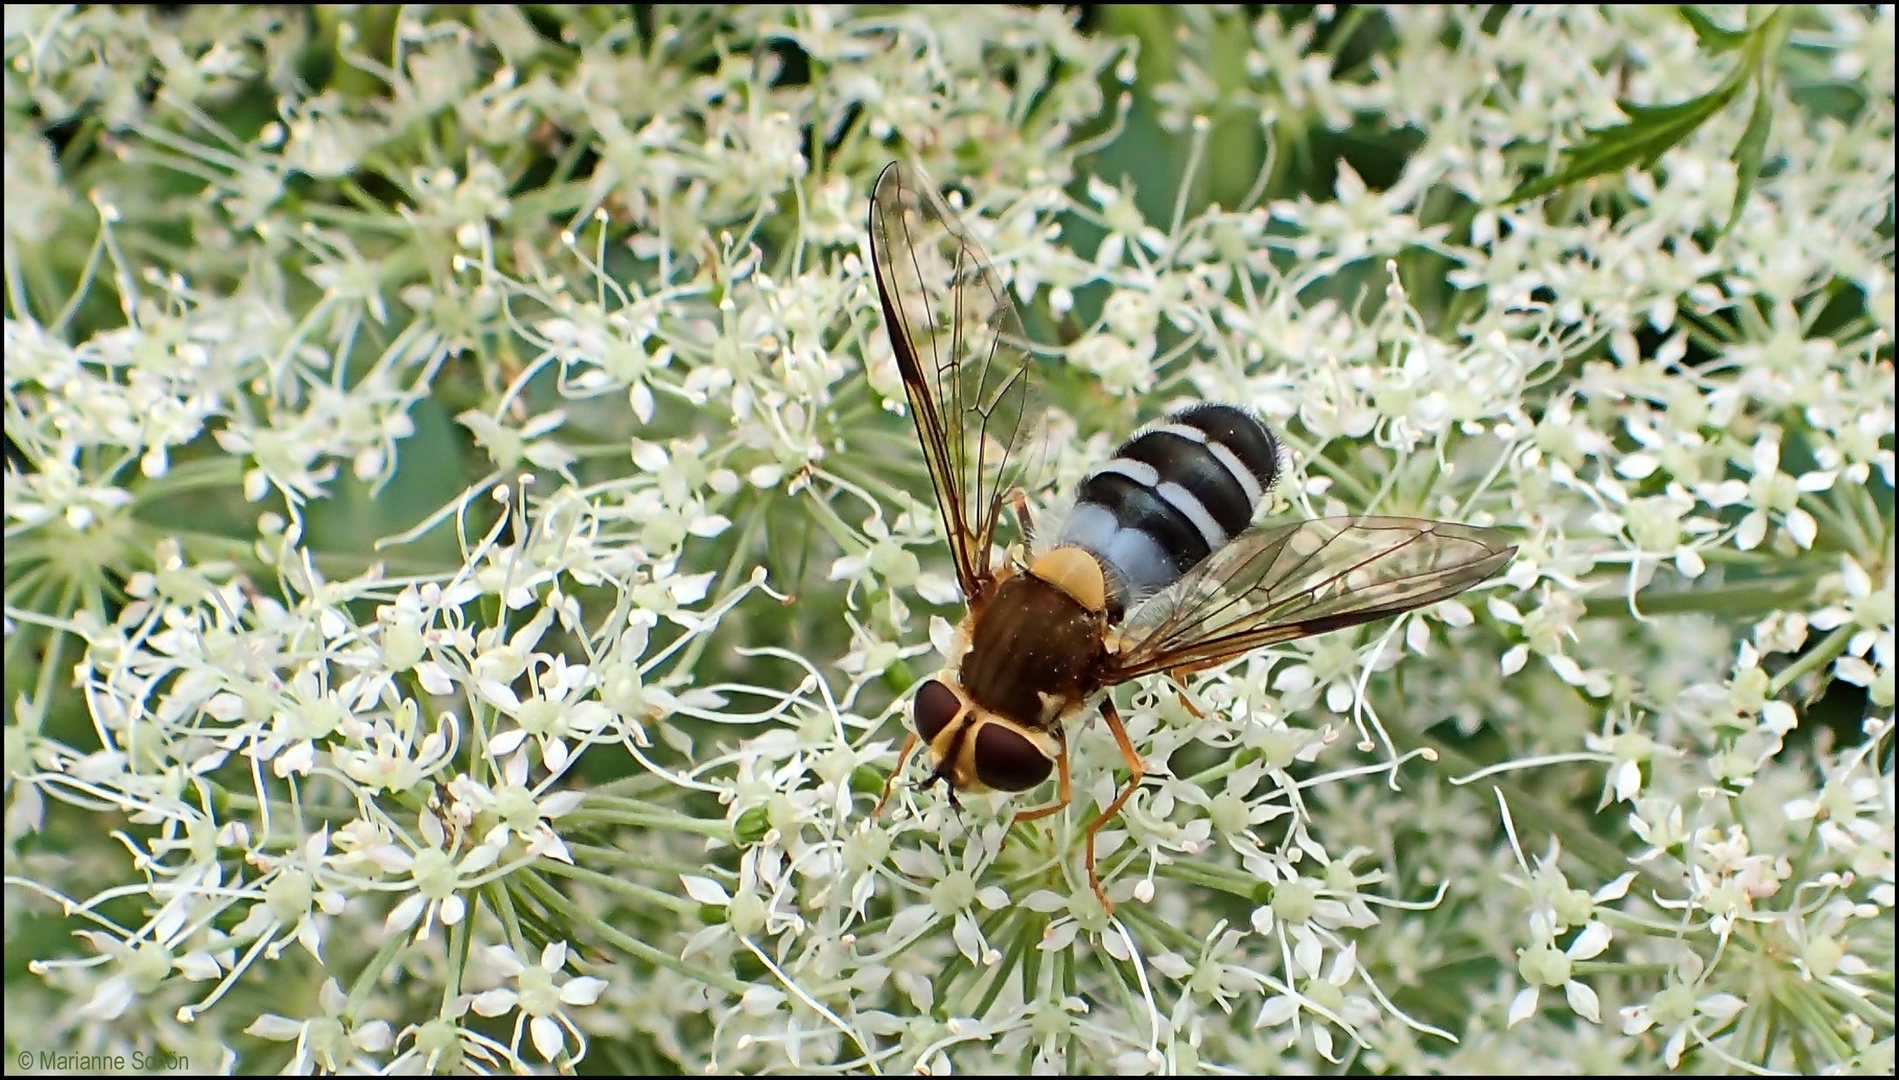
[948,717,987,793]
[925,714,978,793]
[925,701,1064,796]
[1029,546,1108,614]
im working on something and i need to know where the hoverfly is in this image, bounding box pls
[865,161,1516,910]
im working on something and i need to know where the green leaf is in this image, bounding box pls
[1503,79,1743,205]
[1614,92,1736,125]
[1679,5,1750,54]
[1724,85,1775,236]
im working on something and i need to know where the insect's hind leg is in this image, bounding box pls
[1166,667,1209,719]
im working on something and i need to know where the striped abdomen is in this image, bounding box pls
[1054,404,1281,613]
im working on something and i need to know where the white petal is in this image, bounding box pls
[1325,681,1354,714]
[416,662,455,696]
[1664,1026,1690,1068]
[1501,644,1529,676]
[1039,919,1081,952]
[1565,979,1601,1023]
[1675,547,1705,578]
[1761,701,1797,735]
[245,1013,304,1040]
[1313,1023,1337,1062]
[1569,920,1612,959]
[1594,871,1638,902]
[539,791,585,818]
[484,943,527,975]
[1148,952,1193,980]
[1507,985,1539,1027]
[1257,995,1299,1027]
[1292,934,1323,979]
[951,912,983,964]
[1796,469,1836,492]
[1612,759,1643,802]
[1783,797,1820,822]
[384,892,427,935]
[353,1020,393,1052]
[1020,890,1069,913]
[530,1014,565,1061]
[479,680,522,711]
[1698,992,1745,1021]
[1786,508,1817,549]
[80,976,136,1021]
[560,976,607,1006]
[470,988,517,1017]
[1546,653,1589,687]
[176,951,221,981]
[680,875,731,905]
[1616,453,1659,479]
[1273,665,1315,693]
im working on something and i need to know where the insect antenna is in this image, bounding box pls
[922,760,963,813]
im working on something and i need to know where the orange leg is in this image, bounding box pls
[1084,698,1146,913]
[1011,739,1072,826]
[1167,667,1208,719]
[872,731,919,817]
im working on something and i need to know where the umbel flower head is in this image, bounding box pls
[4,5,1892,1075]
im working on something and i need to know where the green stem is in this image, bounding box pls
[515,870,749,995]
[1581,574,1819,619]
[1772,973,1858,1064]
[1769,624,1854,696]
[536,860,702,918]
[576,796,734,840]
[1153,855,1266,899]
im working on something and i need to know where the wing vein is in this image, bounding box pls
[869,162,1042,607]
[1106,517,1516,683]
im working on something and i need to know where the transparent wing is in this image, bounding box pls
[868,161,1040,605]
[1105,516,1517,683]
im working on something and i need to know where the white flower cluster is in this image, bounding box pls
[3,4,1892,1075]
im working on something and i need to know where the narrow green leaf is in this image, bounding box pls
[1614,84,1739,125]
[1503,80,1743,204]
[1724,85,1775,236]
[1506,104,1717,203]
[1679,6,1749,54]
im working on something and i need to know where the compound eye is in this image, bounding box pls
[911,679,963,743]
[972,723,1054,792]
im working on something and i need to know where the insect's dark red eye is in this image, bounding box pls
[912,679,963,743]
[972,724,1053,792]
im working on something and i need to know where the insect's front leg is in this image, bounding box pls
[872,731,920,817]
[1083,697,1145,915]
[1008,738,1071,831]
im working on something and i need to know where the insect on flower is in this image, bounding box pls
[866,161,1517,911]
